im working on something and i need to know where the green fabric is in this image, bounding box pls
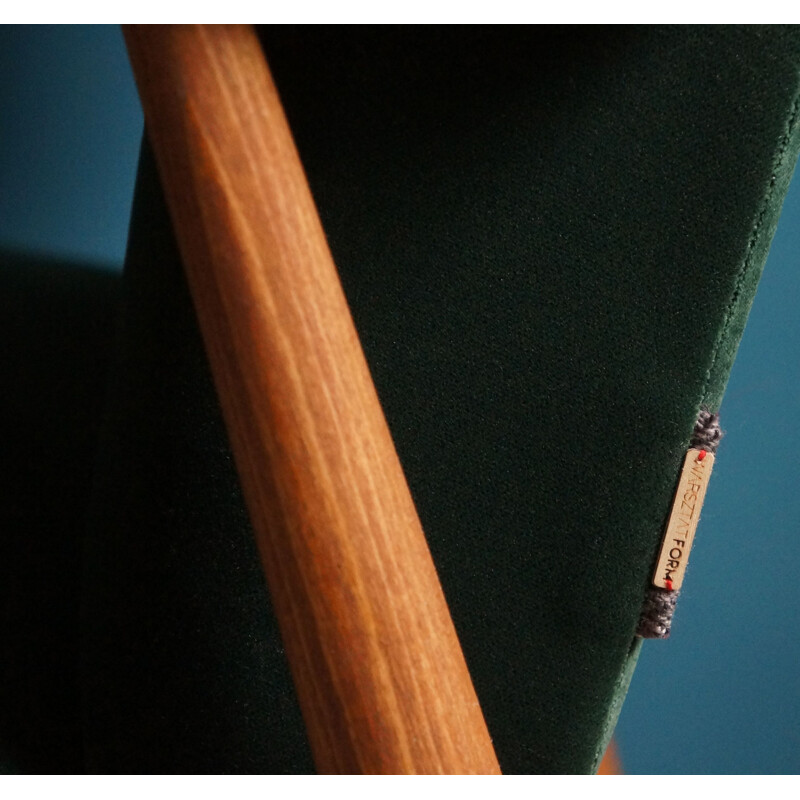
[257,26,800,772]
[3,26,800,774]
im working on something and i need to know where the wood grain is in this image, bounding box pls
[123,24,501,775]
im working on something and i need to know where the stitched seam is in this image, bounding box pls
[699,89,800,405]
[591,638,641,773]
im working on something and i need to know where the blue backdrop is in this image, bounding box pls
[1,24,797,774]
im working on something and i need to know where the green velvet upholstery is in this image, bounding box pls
[3,26,800,774]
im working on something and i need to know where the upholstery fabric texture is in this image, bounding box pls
[2,26,800,774]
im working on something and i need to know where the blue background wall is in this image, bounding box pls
[1,24,798,774]
[0,25,141,264]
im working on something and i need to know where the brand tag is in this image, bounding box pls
[652,449,715,591]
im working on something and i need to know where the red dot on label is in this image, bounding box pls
[698,449,707,461]
[666,579,673,591]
